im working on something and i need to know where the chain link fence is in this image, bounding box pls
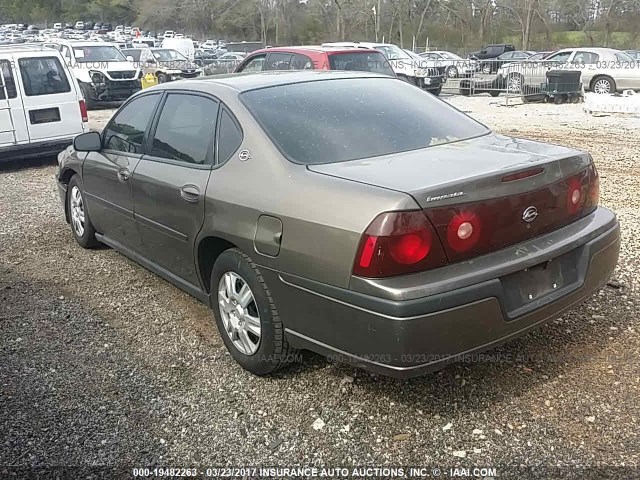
[436,59,585,104]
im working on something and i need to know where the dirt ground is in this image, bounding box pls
[1,95,639,475]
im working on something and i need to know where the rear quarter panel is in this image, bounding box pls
[199,90,417,288]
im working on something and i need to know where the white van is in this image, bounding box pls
[161,38,195,61]
[0,45,87,162]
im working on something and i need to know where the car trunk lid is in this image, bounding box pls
[308,133,598,263]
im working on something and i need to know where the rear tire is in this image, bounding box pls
[67,175,99,248]
[156,72,169,83]
[506,73,524,94]
[211,248,295,375]
[79,83,96,110]
[591,75,616,95]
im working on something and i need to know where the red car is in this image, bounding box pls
[233,46,396,77]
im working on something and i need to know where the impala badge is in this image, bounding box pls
[522,206,538,223]
[238,149,251,161]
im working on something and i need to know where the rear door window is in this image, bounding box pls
[328,52,394,76]
[0,60,17,99]
[103,94,160,154]
[265,52,293,70]
[573,51,599,65]
[150,93,219,165]
[18,57,71,96]
[290,54,313,70]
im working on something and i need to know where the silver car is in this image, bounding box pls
[499,47,640,94]
[56,71,620,378]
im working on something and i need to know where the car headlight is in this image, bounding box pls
[414,68,426,77]
[89,70,106,84]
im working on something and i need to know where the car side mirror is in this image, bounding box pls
[126,55,134,62]
[74,131,102,152]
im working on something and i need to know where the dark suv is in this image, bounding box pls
[468,44,516,60]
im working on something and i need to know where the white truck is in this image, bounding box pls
[45,40,142,109]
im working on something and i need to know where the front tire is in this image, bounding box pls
[211,248,295,375]
[156,72,168,84]
[67,175,98,248]
[446,65,458,78]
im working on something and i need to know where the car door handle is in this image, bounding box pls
[180,185,200,203]
[117,169,130,182]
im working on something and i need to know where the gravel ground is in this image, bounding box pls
[1,96,640,476]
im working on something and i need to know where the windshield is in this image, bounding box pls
[152,49,187,61]
[373,45,410,60]
[328,52,395,76]
[242,78,489,164]
[73,45,127,63]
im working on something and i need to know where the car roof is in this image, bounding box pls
[153,70,391,93]
[247,45,380,56]
[558,47,620,54]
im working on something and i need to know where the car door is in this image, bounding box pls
[130,92,220,287]
[0,57,29,147]
[572,50,600,87]
[16,55,84,141]
[82,92,161,251]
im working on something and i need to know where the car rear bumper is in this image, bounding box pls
[267,207,620,378]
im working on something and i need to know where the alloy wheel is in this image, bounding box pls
[70,185,85,237]
[507,74,523,93]
[218,272,261,355]
[593,79,611,94]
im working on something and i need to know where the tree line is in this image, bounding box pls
[1,0,639,52]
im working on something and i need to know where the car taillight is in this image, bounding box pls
[79,100,88,122]
[353,211,448,278]
[584,163,600,211]
[425,166,597,264]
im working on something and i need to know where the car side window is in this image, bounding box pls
[548,51,572,63]
[266,53,293,70]
[238,54,266,73]
[290,54,313,70]
[18,57,71,96]
[150,93,219,165]
[573,51,599,64]
[216,108,243,164]
[0,60,17,99]
[103,94,160,154]
[499,52,513,60]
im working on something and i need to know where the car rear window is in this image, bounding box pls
[328,52,394,76]
[241,77,489,164]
